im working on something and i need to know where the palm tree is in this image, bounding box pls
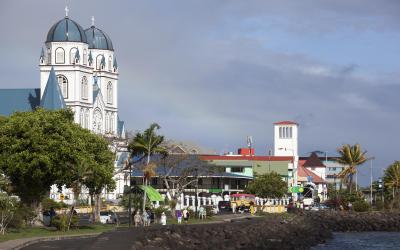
[383,161,400,201]
[128,123,167,212]
[336,144,367,193]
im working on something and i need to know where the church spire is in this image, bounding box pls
[41,67,66,110]
[91,16,95,27]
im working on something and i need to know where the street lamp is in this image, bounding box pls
[368,157,375,206]
[279,147,297,200]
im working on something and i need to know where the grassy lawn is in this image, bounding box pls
[0,224,115,242]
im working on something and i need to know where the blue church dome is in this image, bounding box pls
[46,17,87,43]
[84,26,113,51]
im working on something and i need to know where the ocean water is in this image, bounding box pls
[312,232,400,250]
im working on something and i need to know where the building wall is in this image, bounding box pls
[274,124,298,157]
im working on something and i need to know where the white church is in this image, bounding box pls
[0,8,129,204]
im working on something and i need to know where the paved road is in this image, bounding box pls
[23,213,252,249]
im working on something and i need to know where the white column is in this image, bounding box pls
[202,197,207,206]
[185,195,190,207]
[180,193,184,207]
[191,196,196,209]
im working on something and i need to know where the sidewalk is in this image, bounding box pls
[0,233,99,250]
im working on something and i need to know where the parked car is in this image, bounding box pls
[99,211,118,224]
[218,201,231,211]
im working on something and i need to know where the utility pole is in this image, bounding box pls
[128,161,132,228]
[370,157,374,206]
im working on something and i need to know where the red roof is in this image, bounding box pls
[274,121,298,125]
[200,155,293,162]
[297,165,325,183]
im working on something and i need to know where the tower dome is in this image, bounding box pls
[84,26,114,51]
[46,17,87,43]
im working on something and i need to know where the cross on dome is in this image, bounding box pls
[65,6,69,17]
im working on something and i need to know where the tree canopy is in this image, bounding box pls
[0,109,115,208]
[336,143,367,193]
[245,172,287,198]
[383,161,400,201]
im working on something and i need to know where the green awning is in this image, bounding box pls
[138,185,164,202]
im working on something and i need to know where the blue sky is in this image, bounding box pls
[1,0,400,185]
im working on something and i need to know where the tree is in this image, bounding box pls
[154,154,222,216]
[336,144,367,193]
[245,172,287,198]
[0,193,18,234]
[128,123,167,212]
[383,161,400,203]
[0,109,115,222]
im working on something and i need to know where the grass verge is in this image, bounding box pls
[0,224,115,242]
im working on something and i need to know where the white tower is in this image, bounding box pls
[274,121,299,156]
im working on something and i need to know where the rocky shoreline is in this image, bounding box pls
[130,211,400,250]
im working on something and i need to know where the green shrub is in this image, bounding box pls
[353,200,370,212]
[205,206,214,217]
[52,214,79,231]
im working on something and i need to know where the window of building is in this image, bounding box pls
[96,55,102,70]
[56,75,68,98]
[84,109,89,129]
[151,178,158,186]
[107,82,113,104]
[110,114,114,133]
[108,56,112,71]
[231,167,244,173]
[80,109,84,127]
[55,47,65,64]
[198,178,203,186]
[105,113,109,132]
[81,76,88,100]
[47,48,51,64]
[83,49,87,65]
[70,47,77,64]
[279,126,293,139]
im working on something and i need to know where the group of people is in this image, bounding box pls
[176,208,190,224]
[133,210,154,227]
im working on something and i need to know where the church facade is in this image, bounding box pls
[0,10,129,203]
[0,10,125,138]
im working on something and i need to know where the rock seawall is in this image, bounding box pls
[131,211,400,250]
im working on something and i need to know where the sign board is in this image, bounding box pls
[60,194,65,200]
[289,186,304,193]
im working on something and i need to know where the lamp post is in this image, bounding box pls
[128,160,132,228]
[368,157,375,206]
[279,147,297,200]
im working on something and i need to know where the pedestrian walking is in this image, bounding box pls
[176,210,182,224]
[232,202,237,214]
[142,211,150,226]
[183,208,189,223]
[134,211,142,227]
[250,205,255,215]
[160,212,167,225]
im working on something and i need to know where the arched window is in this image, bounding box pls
[55,47,65,64]
[56,75,68,98]
[108,56,112,71]
[83,49,87,65]
[70,47,77,64]
[47,48,51,64]
[96,55,102,70]
[107,82,113,104]
[81,76,88,100]
[105,113,109,132]
[84,109,89,129]
[110,114,114,133]
[80,109,84,127]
